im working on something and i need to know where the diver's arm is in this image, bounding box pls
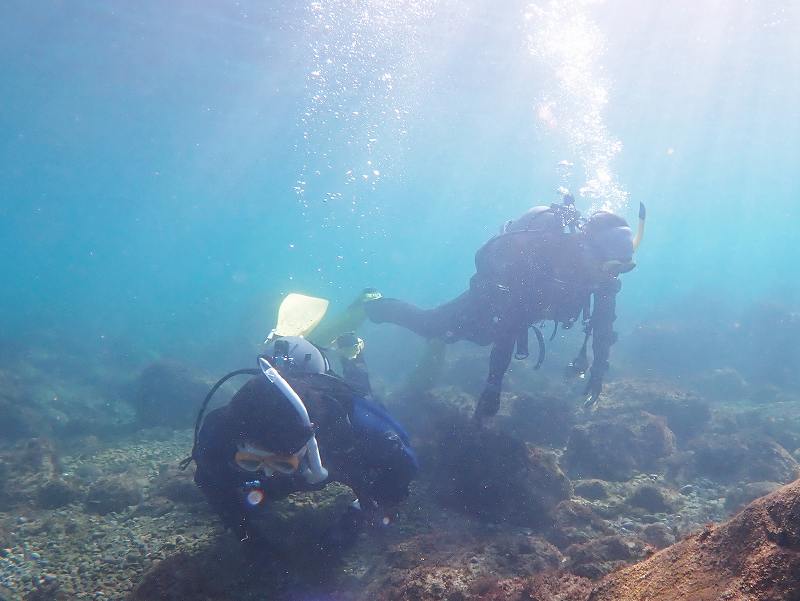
[586,278,620,404]
[341,355,372,396]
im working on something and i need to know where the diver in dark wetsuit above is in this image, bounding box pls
[362,194,646,418]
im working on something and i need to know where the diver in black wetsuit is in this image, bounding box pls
[185,336,417,547]
[363,196,645,418]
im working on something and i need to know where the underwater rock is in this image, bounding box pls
[692,367,749,401]
[429,415,571,527]
[526,447,574,515]
[548,500,614,550]
[737,405,800,453]
[564,535,650,580]
[564,412,676,481]
[133,361,210,429]
[687,434,800,484]
[641,523,676,549]
[723,481,781,512]
[501,392,576,447]
[371,524,567,600]
[84,475,142,515]
[468,572,593,601]
[0,438,62,509]
[622,316,735,379]
[251,484,355,553]
[600,380,711,441]
[23,580,74,601]
[626,484,680,514]
[585,478,800,601]
[573,479,609,501]
[0,396,41,440]
[377,564,472,601]
[151,464,204,505]
[35,479,82,509]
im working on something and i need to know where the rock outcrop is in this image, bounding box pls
[564,412,676,481]
[586,478,800,601]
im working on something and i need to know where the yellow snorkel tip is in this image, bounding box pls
[633,202,646,252]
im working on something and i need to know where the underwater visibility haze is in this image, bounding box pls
[1,1,799,600]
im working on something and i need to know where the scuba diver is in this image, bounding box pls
[182,335,417,548]
[361,193,646,418]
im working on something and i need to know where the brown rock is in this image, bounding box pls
[641,523,676,549]
[548,500,614,550]
[688,434,799,484]
[564,412,676,481]
[565,535,650,579]
[724,481,782,512]
[429,416,571,527]
[586,478,800,601]
[626,484,680,514]
[573,480,609,501]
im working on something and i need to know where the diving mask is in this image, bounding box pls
[601,259,636,275]
[235,443,308,475]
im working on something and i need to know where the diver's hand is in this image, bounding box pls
[475,382,502,418]
[564,359,588,381]
[583,374,603,409]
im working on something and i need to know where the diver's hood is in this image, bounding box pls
[258,356,328,484]
[583,212,635,263]
[263,335,329,376]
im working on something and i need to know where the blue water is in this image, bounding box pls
[1,0,797,372]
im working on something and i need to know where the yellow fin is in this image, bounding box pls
[271,293,330,339]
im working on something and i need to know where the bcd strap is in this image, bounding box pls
[179,367,261,471]
[515,326,545,368]
[532,326,545,369]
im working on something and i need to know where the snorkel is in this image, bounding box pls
[632,202,646,251]
[258,356,329,484]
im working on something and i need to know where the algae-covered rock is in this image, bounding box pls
[564,412,676,481]
[36,479,82,509]
[601,380,712,442]
[626,484,680,514]
[134,361,209,429]
[585,479,800,601]
[502,393,576,447]
[85,475,142,514]
[641,523,675,549]
[564,535,650,580]
[428,415,571,527]
[251,483,356,552]
[573,479,609,501]
[548,500,614,550]
[724,481,781,512]
[151,464,204,505]
[688,434,799,484]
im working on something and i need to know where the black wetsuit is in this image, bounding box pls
[365,207,621,414]
[194,373,417,540]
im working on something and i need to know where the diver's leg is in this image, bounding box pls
[364,298,454,338]
[364,294,473,339]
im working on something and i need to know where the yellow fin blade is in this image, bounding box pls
[272,293,330,338]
